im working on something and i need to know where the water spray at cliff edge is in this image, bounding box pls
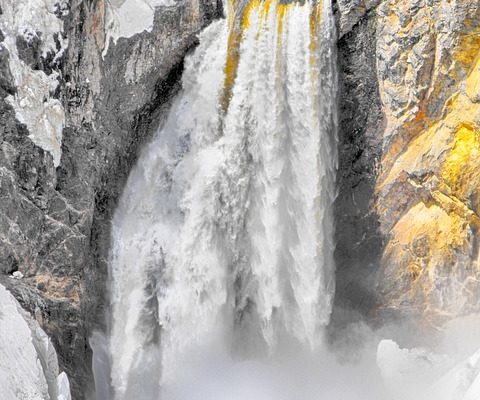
[105,1,338,398]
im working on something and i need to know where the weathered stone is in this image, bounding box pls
[16,33,44,70]
[0,0,221,398]
[332,3,385,329]
[334,0,480,328]
[336,0,380,37]
[375,0,480,324]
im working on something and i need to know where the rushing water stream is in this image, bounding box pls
[103,1,338,398]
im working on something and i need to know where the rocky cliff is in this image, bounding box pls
[334,0,480,330]
[1,0,479,398]
[0,0,221,398]
[375,0,480,325]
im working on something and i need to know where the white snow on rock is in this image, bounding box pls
[463,370,480,400]
[13,270,24,279]
[0,0,67,167]
[0,283,72,400]
[377,339,480,400]
[427,349,480,400]
[377,339,451,400]
[103,0,175,56]
[0,284,49,399]
[57,372,72,400]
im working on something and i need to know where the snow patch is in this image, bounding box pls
[0,284,49,399]
[377,339,480,400]
[57,372,72,400]
[427,349,480,400]
[377,339,452,400]
[0,283,71,400]
[12,270,24,279]
[0,0,67,167]
[103,0,175,56]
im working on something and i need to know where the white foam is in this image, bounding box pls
[107,1,338,398]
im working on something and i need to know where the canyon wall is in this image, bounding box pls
[334,0,480,328]
[0,0,221,397]
[375,0,480,325]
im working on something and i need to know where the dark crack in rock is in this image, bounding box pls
[0,1,222,398]
[330,5,386,333]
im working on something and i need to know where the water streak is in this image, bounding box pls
[107,1,337,398]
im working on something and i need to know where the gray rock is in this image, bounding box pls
[331,5,385,331]
[0,0,221,398]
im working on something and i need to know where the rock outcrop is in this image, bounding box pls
[334,0,480,328]
[0,0,221,398]
[375,0,480,324]
[0,282,71,400]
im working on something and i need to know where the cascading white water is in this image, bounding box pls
[107,1,337,398]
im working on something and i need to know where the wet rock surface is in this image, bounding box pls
[333,3,385,329]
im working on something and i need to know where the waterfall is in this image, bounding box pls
[106,0,337,398]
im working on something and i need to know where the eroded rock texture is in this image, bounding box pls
[376,1,480,324]
[335,0,480,327]
[0,0,221,398]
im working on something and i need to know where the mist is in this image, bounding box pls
[156,313,480,400]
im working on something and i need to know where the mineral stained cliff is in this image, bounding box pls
[0,0,479,398]
[335,0,480,327]
[375,0,480,324]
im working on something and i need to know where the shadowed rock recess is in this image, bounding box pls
[1,0,480,398]
[0,0,221,398]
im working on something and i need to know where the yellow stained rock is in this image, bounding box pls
[32,273,82,308]
[384,201,473,318]
[377,2,480,321]
[441,124,480,207]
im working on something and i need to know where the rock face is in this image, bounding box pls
[375,0,480,324]
[333,0,385,325]
[0,0,221,398]
[0,282,71,400]
[334,0,480,328]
